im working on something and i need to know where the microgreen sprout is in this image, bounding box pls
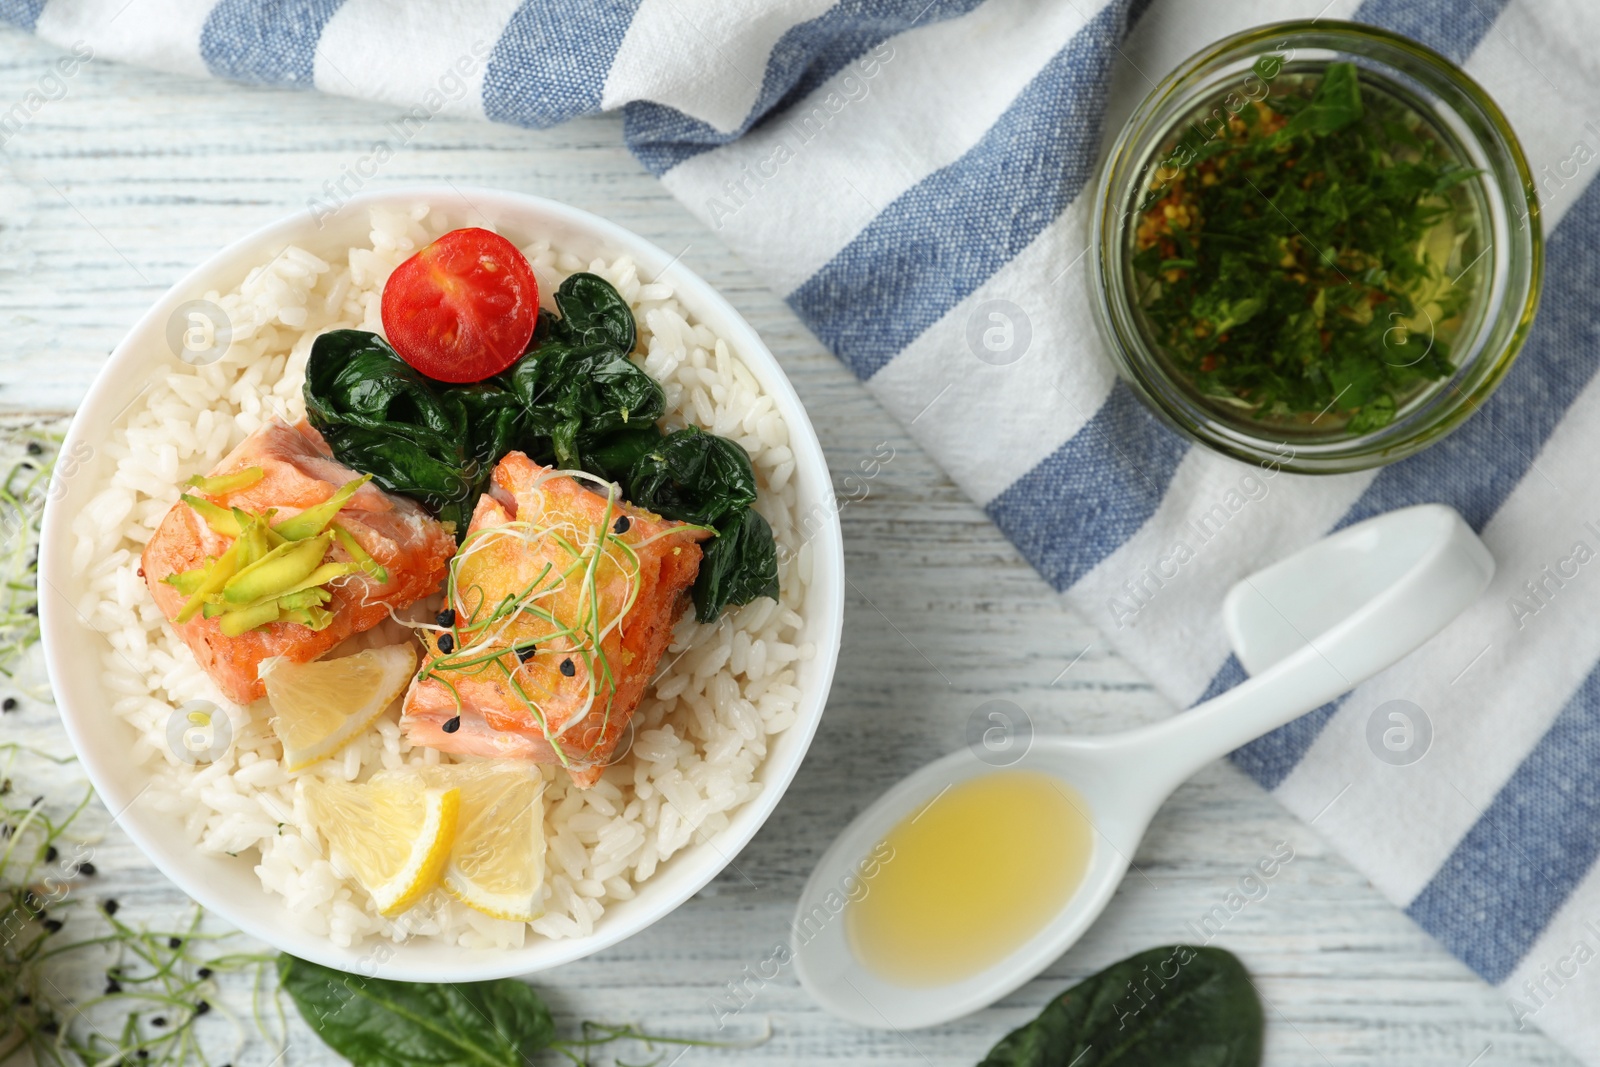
[0,744,284,1067]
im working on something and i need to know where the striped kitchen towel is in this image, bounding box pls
[10,0,1600,1057]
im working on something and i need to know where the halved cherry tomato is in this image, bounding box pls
[380,228,539,383]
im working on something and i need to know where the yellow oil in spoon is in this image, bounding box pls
[845,770,1094,987]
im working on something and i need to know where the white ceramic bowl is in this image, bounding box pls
[38,187,845,981]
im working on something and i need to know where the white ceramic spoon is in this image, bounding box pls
[793,503,1494,1030]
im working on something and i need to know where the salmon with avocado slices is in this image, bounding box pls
[402,451,708,787]
[142,417,454,705]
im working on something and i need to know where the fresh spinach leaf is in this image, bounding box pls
[977,945,1262,1067]
[625,426,758,527]
[693,506,780,623]
[277,954,555,1067]
[551,271,636,353]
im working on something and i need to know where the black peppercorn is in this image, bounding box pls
[612,516,631,534]
[560,658,576,677]
[437,633,455,654]
[435,608,455,628]
[518,644,537,662]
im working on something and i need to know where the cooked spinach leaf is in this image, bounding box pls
[504,338,665,472]
[303,330,481,528]
[625,427,774,620]
[551,271,636,352]
[978,945,1262,1067]
[625,426,758,527]
[302,273,781,620]
[693,506,780,623]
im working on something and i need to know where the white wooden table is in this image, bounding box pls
[0,25,1579,1066]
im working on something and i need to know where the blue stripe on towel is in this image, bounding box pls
[786,0,1127,381]
[1221,171,1600,788]
[1356,0,1514,65]
[199,0,347,85]
[986,381,1187,592]
[482,0,641,129]
[626,0,986,177]
[0,0,45,31]
[1406,662,1600,984]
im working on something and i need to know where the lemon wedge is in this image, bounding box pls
[422,762,546,922]
[262,644,417,772]
[304,772,459,916]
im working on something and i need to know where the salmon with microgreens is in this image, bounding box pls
[401,451,708,787]
[141,417,455,705]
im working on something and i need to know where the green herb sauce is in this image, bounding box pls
[1131,60,1486,434]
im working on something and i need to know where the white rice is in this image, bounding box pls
[69,204,814,949]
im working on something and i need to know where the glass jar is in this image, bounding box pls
[1091,21,1542,474]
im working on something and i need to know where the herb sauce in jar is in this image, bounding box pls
[1130,60,1487,435]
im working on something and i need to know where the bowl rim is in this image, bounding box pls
[37,185,845,981]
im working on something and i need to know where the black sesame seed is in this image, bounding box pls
[517,644,537,663]
[105,979,122,995]
[195,999,211,1014]
[43,919,62,933]
[612,516,631,535]
[168,936,181,949]
[29,795,42,808]
[151,1016,167,1028]
[26,441,41,456]
[442,717,461,734]
[78,862,97,877]
[437,633,454,654]
[560,658,575,677]
[197,968,212,980]
[2,697,16,712]
[137,1050,149,1060]
[435,608,455,628]
[103,899,119,916]
[44,845,57,863]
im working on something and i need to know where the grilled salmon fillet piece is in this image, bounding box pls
[402,452,707,787]
[142,417,455,705]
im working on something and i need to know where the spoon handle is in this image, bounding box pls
[1112,507,1494,791]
